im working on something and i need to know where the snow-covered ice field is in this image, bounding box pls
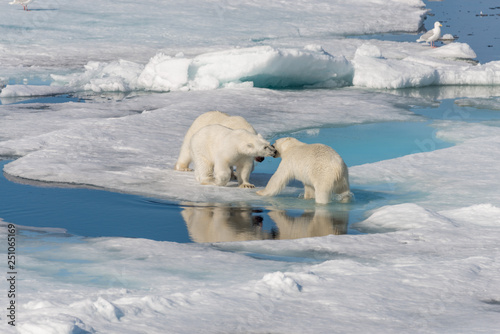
[1,0,500,333]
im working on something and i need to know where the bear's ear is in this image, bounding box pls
[257,134,263,139]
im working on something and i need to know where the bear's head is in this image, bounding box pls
[272,137,302,158]
[239,132,277,159]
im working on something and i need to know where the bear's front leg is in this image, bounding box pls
[213,162,232,186]
[256,163,290,196]
[236,159,255,188]
[193,157,215,185]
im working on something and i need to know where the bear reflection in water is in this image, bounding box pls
[181,204,348,243]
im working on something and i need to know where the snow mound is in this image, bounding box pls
[255,272,302,296]
[441,204,500,227]
[84,297,125,322]
[352,203,454,233]
[17,314,95,334]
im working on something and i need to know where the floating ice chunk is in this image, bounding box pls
[440,33,455,41]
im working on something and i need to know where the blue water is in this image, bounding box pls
[413,99,500,122]
[281,121,451,167]
[0,162,191,242]
[0,94,83,105]
[351,0,500,64]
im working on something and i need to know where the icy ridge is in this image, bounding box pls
[3,42,500,97]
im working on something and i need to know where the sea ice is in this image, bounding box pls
[2,0,500,333]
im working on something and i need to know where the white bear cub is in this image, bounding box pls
[257,137,351,204]
[190,124,277,188]
[175,111,258,171]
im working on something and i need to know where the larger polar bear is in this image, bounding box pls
[257,137,351,204]
[175,111,259,171]
[190,124,277,188]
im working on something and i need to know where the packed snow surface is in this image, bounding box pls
[2,0,500,333]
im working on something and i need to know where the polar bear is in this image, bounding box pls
[175,111,259,171]
[190,124,277,188]
[256,137,351,204]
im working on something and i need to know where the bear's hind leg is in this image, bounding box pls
[314,185,332,204]
[175,141,193,171]
[303,184,315,199]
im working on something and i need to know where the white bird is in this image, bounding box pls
[9,0,33,11]
[417,21,443,48]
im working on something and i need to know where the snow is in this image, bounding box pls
[2,0,500,333]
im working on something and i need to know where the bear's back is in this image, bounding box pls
[220,115,256,134]
[187,111,256,138]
